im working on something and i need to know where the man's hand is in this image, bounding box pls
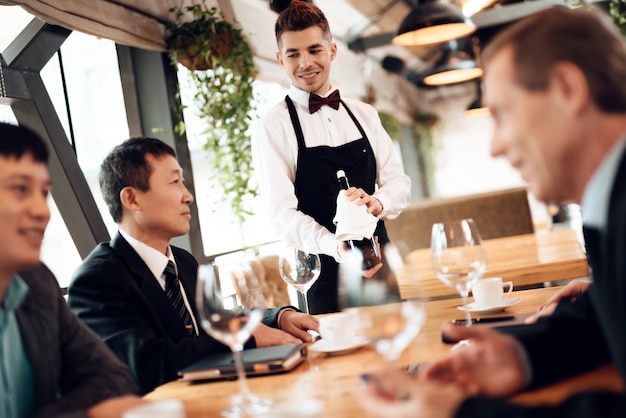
[252,323,304,346]
[344,187,383,216]
[355,366,466,418]
[525,279,592,324]
[423,323,528,397]
[278,310,319,342]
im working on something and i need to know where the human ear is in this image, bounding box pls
[551,62,589,117]
[120,186,140,212]
[330,42,337,61]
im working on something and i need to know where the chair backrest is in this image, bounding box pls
[246,255,291,308]
[385,187,535,250]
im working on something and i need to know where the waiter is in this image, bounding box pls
[252,0,411,314]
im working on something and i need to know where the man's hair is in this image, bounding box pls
[275,0,331,47]
[99,137,176,223]
[482,5,626,112]
[0,122,49,163]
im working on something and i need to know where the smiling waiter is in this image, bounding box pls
[252,0,411,314]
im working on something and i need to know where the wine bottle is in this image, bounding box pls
[336,170,381,270]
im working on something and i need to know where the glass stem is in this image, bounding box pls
[231,346,251,399]
[460,292,472,327]
[301,290,310,315]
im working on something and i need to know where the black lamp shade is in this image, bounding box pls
[422,38,483,86]
[465,82,490,117]
[393,2,476,46]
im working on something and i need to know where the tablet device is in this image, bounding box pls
[441,313,532,344]
[178,343,307,382]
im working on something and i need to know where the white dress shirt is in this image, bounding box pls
[119,229,199,335]
[252,85,411,259]
[581,131,626,231]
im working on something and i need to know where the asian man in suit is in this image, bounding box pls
[0,122,141,417]
[68,137,318,394]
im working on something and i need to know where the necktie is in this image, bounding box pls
[308,90,341,114]
[164,261,195,336]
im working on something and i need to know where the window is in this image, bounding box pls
[179,72,289,257]
[2,5,129,287]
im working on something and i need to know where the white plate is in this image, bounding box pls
[309,337,369,355]
[457,297,523,314]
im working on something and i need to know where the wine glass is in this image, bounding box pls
[196,259,272,417]
[278,246,321,315]
[431,218,487,329]
[338,242,426,363]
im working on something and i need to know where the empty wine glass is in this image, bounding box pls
[338,242,426,363]
[278,246,321,315]
[431,218,487,328]
[196,259,271,417]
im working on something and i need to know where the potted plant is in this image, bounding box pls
[413,113,439,196]
[609,0,626,36]
[378,110,401,142]
[164,2,258,223]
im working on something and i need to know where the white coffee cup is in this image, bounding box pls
[123,399,186,418]
[472,277,513,307]
[319,311,359,347]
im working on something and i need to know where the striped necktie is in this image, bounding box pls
[164,261,195,336]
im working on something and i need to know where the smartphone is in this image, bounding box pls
[450,315,515,326]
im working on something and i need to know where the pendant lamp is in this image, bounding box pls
[392,1,477,46]
[421,38,483,86]
[465,82,490,117]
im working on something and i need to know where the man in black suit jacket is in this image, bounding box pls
[358,6,626,417]
[69,137,318,394]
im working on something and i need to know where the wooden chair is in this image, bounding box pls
[385,187,535,250]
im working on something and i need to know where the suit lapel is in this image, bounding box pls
[171,248,200,319]
[110,232,191,340]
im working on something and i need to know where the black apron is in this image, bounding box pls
[286,96,389,314]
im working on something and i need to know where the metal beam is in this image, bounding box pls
[3,18,71,71]
[116,46,206,261]
[11,75,110,257]
[3,21,110,258]
[348,32,395,52]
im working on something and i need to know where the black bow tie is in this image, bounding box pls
[309,90,341,114]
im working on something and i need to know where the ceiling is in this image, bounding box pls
[311,0,570,81]
[0,0,575,89]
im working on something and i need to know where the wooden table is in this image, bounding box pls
[145,287,623,417]
[400,229,589,300]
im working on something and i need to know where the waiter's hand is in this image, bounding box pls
[338,238,383,278]
[344,187,383,216]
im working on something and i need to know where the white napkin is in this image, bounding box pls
[333,192,378,241]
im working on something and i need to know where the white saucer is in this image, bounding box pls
[457,297,523,314]
[309,337,369,355]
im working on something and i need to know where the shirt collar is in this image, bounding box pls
[118,229,176,281]
[288,84,338,108]
[2,274,29,312]
[581,131,626,231]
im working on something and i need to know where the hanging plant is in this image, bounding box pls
[378,110,401,141]
[609,0,626,36]
[164,2,258,223]
[413,113,439,197]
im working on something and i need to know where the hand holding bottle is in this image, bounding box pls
[335,170,382,272]
[343,187,383,216]
[338,237,383,278]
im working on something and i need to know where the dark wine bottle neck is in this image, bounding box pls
[338,176,350,190]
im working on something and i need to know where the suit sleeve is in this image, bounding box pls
[18,264,136,418]
[457,391,626,418]
[69,253,234,395]
[456,291,620,418]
